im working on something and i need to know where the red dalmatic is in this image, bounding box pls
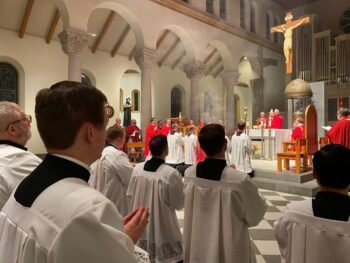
[144,124,159,157]
[271,115,284,129]
[327,117,350,149]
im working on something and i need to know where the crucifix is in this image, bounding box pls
[271,12,310,74]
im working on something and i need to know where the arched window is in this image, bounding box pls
[250,2,256,33]
[120,89,124,112]
[171,87,182,117]
[220,0,226,19]
[0,63,18,102]
[266,14,271,40]
[206,0,213,14]
[131,89,140,112]
[81,74,92,86]
[240,0,246,29]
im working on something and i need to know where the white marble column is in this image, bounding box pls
[134,48,158,139]
[58,28,91,82]
[222,70,240,131]
[183,62,206,122]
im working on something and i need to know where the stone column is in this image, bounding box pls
[222,70,240,131]
[183,62,206,122]
[134,48,158,139]
[250,77,265,123]
[58,28,91,82]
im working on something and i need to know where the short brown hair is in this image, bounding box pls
[237,121,246,130]
[35,81,107,149]
[198,124,225,156]
[106,126,125,144]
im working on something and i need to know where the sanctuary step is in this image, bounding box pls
[251,160,319,197]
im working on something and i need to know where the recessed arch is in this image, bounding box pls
[81,68,96,86]
[89,2,145,52]
[207,40,234,72]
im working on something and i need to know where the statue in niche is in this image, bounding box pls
[123,98,132,127]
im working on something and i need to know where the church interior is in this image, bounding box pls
[1,0,350,262]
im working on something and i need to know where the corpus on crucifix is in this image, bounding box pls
[271,12,310,74]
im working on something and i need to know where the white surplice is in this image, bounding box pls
[183,165,267,263]
[89,145,133,216]
[231,133,253,173]
[0,178,137,263]
[184,133,197,165]
[0,144,41,209]
[166,132,184,164]
[274,202,350,263]
[127,162,184,263]
[225,135,232,166]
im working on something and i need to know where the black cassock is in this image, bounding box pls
[123,102,131,127]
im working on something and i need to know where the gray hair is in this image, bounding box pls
[0,101,21,133]
[339,108,349,117]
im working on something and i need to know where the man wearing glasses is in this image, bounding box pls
[0,101,41,209]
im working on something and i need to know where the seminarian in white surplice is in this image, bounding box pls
[0,81,150,263]
[0,102,42,210]
[128,135,184,263]
[183,124,267,263]
[166,123,184,166]
[274,144,350,263]
[184,125,198,165]
[89,126,133,216]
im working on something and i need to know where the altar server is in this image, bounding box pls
[144,117,159,157]
[128,135,184,263]
[183,124,266,263]
[0,81,149,263]
[166,123,184,166]
[89,126,133,216]
[231,121,254,177]
[0,101,41,209]
[184,125,198,165]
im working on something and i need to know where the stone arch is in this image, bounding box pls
[0,56,25,108]
[51,0,70,29]
[158,25,196,63]
[207,40,234,72]
[89,2,145,52]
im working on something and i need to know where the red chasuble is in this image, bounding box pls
[271,115,284,129]
[161,125,171,136]
[291,124,304,141]
[327,117,350,149]
[126,124,141,142]
[144,124,159,157]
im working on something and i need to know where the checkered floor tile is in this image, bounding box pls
[176,188,310,263]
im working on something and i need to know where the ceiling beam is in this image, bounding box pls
[128,46,136,61]
[19,0,35,38]
[46,10,60,44]
[205,56,222,76]
[213,64,224,78]
[158,38,180,67]
[171,50,186,70]
[92,11,116,54]
[111,25,131,57]
[204,48,217,64]
[156,30,170,48]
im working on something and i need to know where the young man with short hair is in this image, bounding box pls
[0,81,149,263]
[89,126,134,216]
[128,135,184,263]
[184,124,266,263]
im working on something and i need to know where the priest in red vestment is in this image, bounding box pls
[112,117,123,128]
[270,109,283,129]
[327,108,350,149]
[291,117,304,141]
[126,119,141,143]
[161,119,172,136]
[144,117,159,157]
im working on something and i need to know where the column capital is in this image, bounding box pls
[134,48,158,70]
[183,62,206,79]
[221,70,240,88]
[58,28,91,55]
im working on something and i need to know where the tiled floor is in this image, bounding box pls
[176,188,310,263]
